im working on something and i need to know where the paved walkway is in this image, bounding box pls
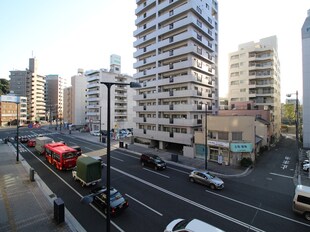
[0,142,84,232]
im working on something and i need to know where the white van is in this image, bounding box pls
[293,185,310,221]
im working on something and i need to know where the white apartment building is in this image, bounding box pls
[227,36,281,141]
[46,74,65,123]
[133,0,218,152]
[302,9,310,149]
[69,69,88,125]
[9,58,46,122]
[85,66,136,132]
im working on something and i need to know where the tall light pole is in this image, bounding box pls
[100,81,140,232]
[99,106,102,142]
[286,91,299,150]
[200,102,208,170]
[16,101,20,162]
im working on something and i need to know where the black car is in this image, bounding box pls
[140,153,166,170]
[91,187,128,216]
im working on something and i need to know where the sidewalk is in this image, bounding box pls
[0,142,84,232]
[62,128,251,178]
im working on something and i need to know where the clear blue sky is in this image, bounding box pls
[1,0,309,102]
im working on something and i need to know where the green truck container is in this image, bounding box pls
[72,156,102,187]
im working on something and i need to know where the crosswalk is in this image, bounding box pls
[0,132,59,152]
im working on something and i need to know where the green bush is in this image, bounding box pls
[240,157,253,167]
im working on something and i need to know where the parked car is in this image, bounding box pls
[90,130,100,136]
[91,186,128,216]
[140,153,166,170]
[189,170,224,190]
[303,163,310,172]
[292,185,310,221]
[20,136,29,143]
[27,139,36,147]
[302,159,309,167]
[164,218,224,232]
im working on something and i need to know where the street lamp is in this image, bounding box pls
[16,101,20,162]
[82,81,140,232]
[99,106,102,142]
[200,102,208,170]
[286,91,299,150]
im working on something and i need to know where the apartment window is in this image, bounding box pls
[169,23,174,29]
[231,55,239,60]
[197,47,202,55]
[143,24,147,29]
[169,50,173,56]
[197,34,202,41]
[232,132,242,140]
[230,80,239,85]
[143,13,147,18]
[197,60,202,68]
[207,17,212,24]
[197,20,202,28]
[169,0,174,3]
[206,3,210,9]
[169,37,174,43]
[196,6,202,14]
[169,10,174,16]
[218,132,228,140]
[240,89,246,93]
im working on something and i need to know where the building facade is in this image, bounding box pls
[85,67,136,133]
[227,36,281,141]
[0,94,27,126]
[133,0,219,152]
[195,115,267,166]
[302,9,310,148]
[63,86,72,125]
[70,69,87,126]
[46,74,65,123]
[9,58,46,122]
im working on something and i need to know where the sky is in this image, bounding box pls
[0,0,309,103]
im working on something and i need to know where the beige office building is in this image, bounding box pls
[227,36,281,141]
[46,74,65,123]
[9,58,46,122]
[133,0,219,151]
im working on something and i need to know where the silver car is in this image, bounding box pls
[189,170,224,190]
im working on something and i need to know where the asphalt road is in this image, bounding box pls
[1,127,310,232]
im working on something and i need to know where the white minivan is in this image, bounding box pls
[293,185,310,221]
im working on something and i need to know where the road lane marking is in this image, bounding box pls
[205,190,310,227]
[167,166,189,174]
[143,168,170,178]
[112,166,265,232]
[125,194,163,216]
[269,173,293,179]
[112,156,124,162]
[18,144,125,232]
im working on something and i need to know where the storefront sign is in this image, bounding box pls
[207,140,229,148]
[230,143,252,152]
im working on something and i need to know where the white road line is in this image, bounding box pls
[143,168,170,178]
[125,194,163,216]
[112,166,265,232]
[269,173,293,179]
[205,190,310,228]
[83,146,93,151]
[167,166,189,175]
[111,156,124,162]
[114,150,140,160]
[18,144,125,232]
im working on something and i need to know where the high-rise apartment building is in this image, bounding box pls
[86,58,136,132]
[9,58,46,122]
[227,36,281,141]
[46,74,65,123]
[133,0,218,152]
[302,9,310,149]
[69,69,87,125]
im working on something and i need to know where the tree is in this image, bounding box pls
[0,79,9,95]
